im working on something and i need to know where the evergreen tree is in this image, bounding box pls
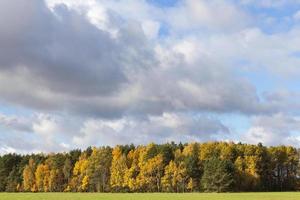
[201,157,234,192]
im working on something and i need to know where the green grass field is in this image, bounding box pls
[0,193,299,200]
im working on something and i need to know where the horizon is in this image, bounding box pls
[1,0,300,154]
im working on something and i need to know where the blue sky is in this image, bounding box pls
[1,0,300,154]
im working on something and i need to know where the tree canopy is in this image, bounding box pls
[0,142,299,192]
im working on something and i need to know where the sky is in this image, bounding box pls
[1,0,300,154]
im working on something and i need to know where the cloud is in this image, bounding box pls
[73,113,230,148]
[0,0,156,117]
[1,111,230,153]
[1,0,300,153]
[0,112,80,153]
[0,0,269,119]
[0,114,32,132]
[243,114,300,146]
[165,0,250,32]
[293,10,300,20]
[240,0,300,8]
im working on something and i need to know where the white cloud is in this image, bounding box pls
[243,114,300,147]
[166,0,250,32]
[240,0,300,8]
[73,113,229,148]
[293,10,300,20]
[1,0,300,153]
[141,20,160,39]
[0,112,80,153]
[0,113,32,132]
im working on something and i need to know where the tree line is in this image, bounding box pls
[0,142,299,193]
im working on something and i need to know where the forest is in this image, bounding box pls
[0,142,299,193]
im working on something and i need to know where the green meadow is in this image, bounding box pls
[0,193,300,200]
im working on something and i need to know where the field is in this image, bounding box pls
[0,192,299,200]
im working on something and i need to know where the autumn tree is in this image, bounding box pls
[0,142,299,193]
[71,153,90,192]
[110,146,128,191]
[162,160,187,192]
[23,158,37,192]
[123,148,141,191]
[137,154,164,192]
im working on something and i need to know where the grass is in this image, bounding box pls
[0,192,300,200]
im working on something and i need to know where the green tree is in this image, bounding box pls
[87,147,112,192]
[201,157,234,192]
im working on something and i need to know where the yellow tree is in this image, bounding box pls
[23,158,36,192]
[137,154,164,192]
[110,146,128,191]
[42,164,50,192]
[124,148,141,191]
[234,156,258,191]
[71,154,89,192]
[162,160,187,192]
[34,163,51,192]
[35,164,45,192]
[81,175,89,191]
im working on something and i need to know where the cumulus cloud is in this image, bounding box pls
[1,0,300,153]
[0,112,79,153]
[0,0,155,117]
[73,113,230,148]
[244,114,300,147]
[165,0,250,32]
[0,0,270,118]
[1,111,230,153]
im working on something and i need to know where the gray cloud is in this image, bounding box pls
[0,112,230,153]
[0,1,126,96]
[243,113,300,146]
[0,0,155,116]
[0,0,284,119]
[73,113,230,148]
[0,114,32,132]
[0,112,80,153]
[1,0,300,153]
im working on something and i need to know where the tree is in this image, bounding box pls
[63,157,72,190]
[123,148,141,191]
[183,143,202,191]
[71,154,89,192]
[162,160,187,192]
[5,167,22,192]
[137,154,164,192]
[23,158,36,192]
[0,154,22,191]
[0,142,299,193]
[110,146,128,191]
[234,156,259,191]
[201,157,234,192]
[269,146,299,191]
[87,147,112,192]
[35,164,46,192]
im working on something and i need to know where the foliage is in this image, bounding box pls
[0,142,299,192]
[1,192,300,200]
[201,157,234,192]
